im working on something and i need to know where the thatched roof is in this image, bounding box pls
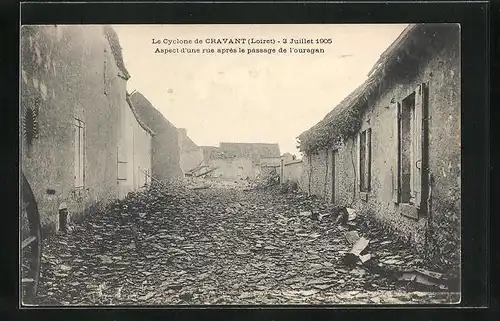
[297,23,453,154]
[103,25,130,80]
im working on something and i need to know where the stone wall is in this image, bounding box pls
[117,99,153,198]
[282,160,303,189]
[301,25,460,263]
[20,25,126,232]
[132,119,153,190]
[130,91,183,181]
[177,128,204,174]
[210,157,255,180]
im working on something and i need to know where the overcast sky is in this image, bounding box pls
[114,24,407,156]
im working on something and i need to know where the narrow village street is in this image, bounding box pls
[36,179,459,306]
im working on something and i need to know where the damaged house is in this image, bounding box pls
[129,91,183,181]
[202,143,281,180]
[177,128,204,175]
[297,24,460,267]
[20,25,153,233]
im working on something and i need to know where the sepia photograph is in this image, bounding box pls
[20,23,461,306]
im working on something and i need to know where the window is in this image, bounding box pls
[117,145,127,181]
[143,169,149,187]
[74,118,85,187]
[359,128,372,193]
[392,83,427,218]
[400,93,415,203]
[21,94,41,152]
[103,48,108,95]
[22,106,39,149]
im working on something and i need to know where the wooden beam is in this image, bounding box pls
[195,167,219,177]
[21,236,36,249]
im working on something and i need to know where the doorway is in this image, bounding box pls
[400,92,415,204]
[331,150,337,203]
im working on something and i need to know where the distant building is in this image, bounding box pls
[20,25,153,233]
[201,143,280,180]
[129,91,183,181]
[259,157,281,179]
[219,142,281,164]
[119,94,154,198]
[177,128,204,174]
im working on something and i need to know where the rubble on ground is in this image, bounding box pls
[35,182,459,305]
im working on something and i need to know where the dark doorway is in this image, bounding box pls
[400,92,415,204]
[331,150,337,203]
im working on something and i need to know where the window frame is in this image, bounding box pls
[117,144,128,181]
[359,127,372,195]
[393,83,428,219]
[74,118,85,188]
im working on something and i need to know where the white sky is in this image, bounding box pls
[114,24,407,156]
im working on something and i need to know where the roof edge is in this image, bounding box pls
[126,93,155,136]
[297,24,436,153]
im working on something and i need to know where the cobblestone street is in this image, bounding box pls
[36,181,459,305]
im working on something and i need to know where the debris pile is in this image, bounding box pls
[333,207,455,292]
[35,183,458,305]
[254,170,280,189]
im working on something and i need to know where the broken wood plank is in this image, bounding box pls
[195,167,219,177]
[346,208,357,221]
[350,237,369,256]
[191,185,209,190]
[186,159,207,174]
[343,237,370,265]
[398,268,449,290]
[359,254,371,264]
[344,231,360,245]
[22,236,36,249]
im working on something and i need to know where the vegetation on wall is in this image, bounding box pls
[296,81,375,154]
[297,24,456,155]
[424,182,461,276]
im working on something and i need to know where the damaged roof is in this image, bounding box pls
[126,93,154,136]
[129,91,178,135]
[178,129,200,152]
[218,142,281,163]
[103,25,131,80]
[297,23,457,154]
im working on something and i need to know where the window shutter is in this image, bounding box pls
[365,128,372,191]
[391,100,400,203]
[412,84,426,209]
[356,134,361,192]
[117,144,128,180]
[74,120,80,186]
[74,118,85,187]
[80,122,85,186]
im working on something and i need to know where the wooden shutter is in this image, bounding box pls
[80,122,85,186]
[74,118,85,187]
[74,119,80,186]
[117,144,128,180]
[412,84,426,209]
[365,128,372,191]
[356,134,361,192]
[391,100,400,203]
